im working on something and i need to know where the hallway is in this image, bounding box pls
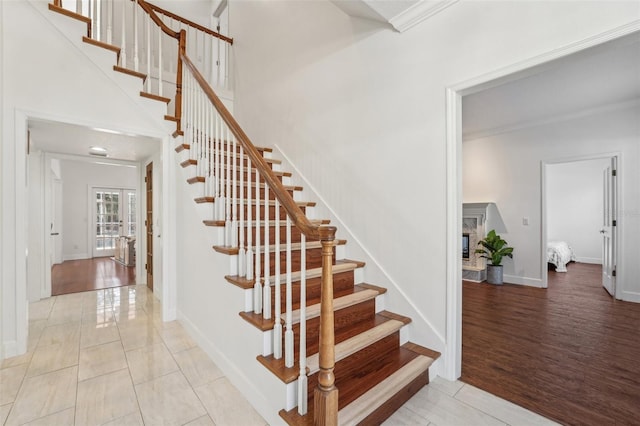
[52,258,136,296]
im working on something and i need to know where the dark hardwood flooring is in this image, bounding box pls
[462,262,640,425]
[51,257,136,296]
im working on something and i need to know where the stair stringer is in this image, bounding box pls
[173,152,291,425]
[274,143,447,377]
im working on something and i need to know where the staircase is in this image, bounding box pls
[47,1,441,424]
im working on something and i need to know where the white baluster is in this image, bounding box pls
[225,128,232,246]
[285,215,294,368]
[216,117,223,220]
[133,0,139,71]
[253,161,262,314]
[120,0,126,67]
[231,135,238,247]
[297,234,307,415]
[96,0,101,41]
[273,199,282,359]
[75,0,81,15]
[263,184,271,320]
[145,13,150,92]
[246,158,254,281]
[212,113,219,215]
[157,25,162,95]
[238,145,246,276]
[106,0,112,44]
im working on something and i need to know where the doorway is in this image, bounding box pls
[146,162,154,291]
[91,187,136,258]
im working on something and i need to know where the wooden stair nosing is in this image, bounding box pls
[82,36,120,59]
[140,91,171,103]
[183,155,283,167]
[204,218,329,228]
[164,115,179,122]
[226,260,359,289]
[238,284,379,331]
[172,129,184,138]
[113,65,147,81]
[175,143,190,153]
[181,159,197,168]
[306,318,406,376]
[188,178,300,192]
[187,176,205,184]
[337,355,434,425]
[175,140,273,153]
[195,197,316,208]
[213,239,347,256]
[48,4,91,36]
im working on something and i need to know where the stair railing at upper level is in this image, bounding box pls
[181,53,339,425]
[52,0,232,120]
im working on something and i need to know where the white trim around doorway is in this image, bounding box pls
[443,21,640,381]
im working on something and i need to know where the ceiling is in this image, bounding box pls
[28,119,161,162]
[462,33,640,141]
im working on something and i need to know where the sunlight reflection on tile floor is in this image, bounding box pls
[1,285,560,425]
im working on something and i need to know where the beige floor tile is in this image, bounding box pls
[29,298,56,321]
[173,347,224,388]
[81,308,116,325]
[184,415,216,426]
[80,321,120,348]
[404,386,507,426]
[455,384,561,425]
[81,290,112,310]
[0,403,12,425]
[382,406,430,425]
[429,377,465,397]
[78,341,127,381]
[136,371,207,426]
[195,377,267,426]
[38,322,81,348]
[1,350,34,370]
[0,364,28,405]
[101,410,145,426]
[26,341,79,378]
[27,320,48,351]
[119,322,163,351]
[46,307,82,327]
[75,369,138,425]
[159,324,197,354]
[23,407,75,426]
[52,293,85,310]
[125,343,178,384]
[114,309,150,327]
[5,366,77,426]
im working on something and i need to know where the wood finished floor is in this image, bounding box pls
[462,262,640,426]
[51,257,136,296]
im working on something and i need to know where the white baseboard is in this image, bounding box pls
[503,274,543,288]
[1,340,18,361]
[622,291,640,303]
[62,253,89,261]
[575,257,601,264]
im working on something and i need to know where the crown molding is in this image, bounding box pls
[389,0,459,33]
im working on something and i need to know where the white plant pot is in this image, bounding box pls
[486,265,503,285]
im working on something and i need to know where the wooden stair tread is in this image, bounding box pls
[48,4,91,36]
[227,259,358,289]
[257,313,393,383]
[337,354,435,425]
[164,115,179,122]
[82,36,120,57]
[189,179,299,191]
[183,154,282,166]
[113,66,146,81]
[140,92,171,103]
[196,197,316,208]
[175,143,274,155]
[239,282,376,331]
[181,159,197,167]
[280,347,435,425]
[204,218,329,228]
[213,239,346,256]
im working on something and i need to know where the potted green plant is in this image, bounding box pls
[475,230,514,285]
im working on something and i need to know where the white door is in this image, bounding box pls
[601,157,616,296]
[92,188,136,258]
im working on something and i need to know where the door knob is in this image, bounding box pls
[600,229,606,234]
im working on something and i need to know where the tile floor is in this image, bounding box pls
[1,285,560,426]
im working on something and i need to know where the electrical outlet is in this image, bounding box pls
[523,217,529,226]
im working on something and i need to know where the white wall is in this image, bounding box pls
[1,0,168,358]
[547,158,610,264]
[60,159,138,261]
[464,105,639,297]
[230,0,640,357]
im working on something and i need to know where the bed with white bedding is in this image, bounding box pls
[547,241,576,272]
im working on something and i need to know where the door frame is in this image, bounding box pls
[88,186,137,259]
[443,24,639,380]
[540,153,622,291]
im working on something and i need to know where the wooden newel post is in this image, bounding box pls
[175,29,186,133]
[314,226,338,426]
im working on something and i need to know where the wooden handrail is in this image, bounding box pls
[180,52,336,242]
[145,1,234,45]
[136,0,180,40]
